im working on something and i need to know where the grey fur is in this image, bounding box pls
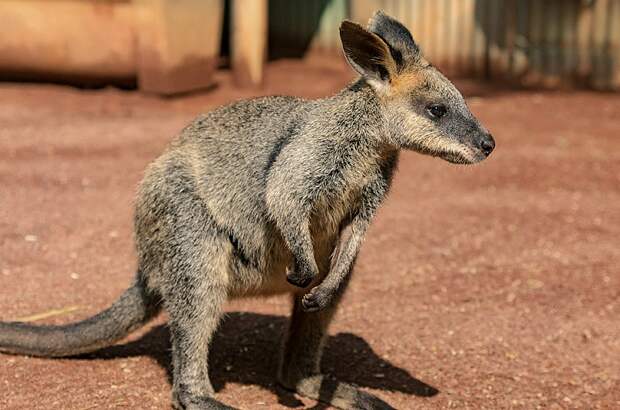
[368,10,421,67]
[0,11,493,410]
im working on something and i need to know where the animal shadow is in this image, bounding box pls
[83,312,438,407]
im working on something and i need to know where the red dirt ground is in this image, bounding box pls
[1,59,619,410]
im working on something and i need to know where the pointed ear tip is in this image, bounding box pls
[368,9,392,30]
[372,9,387,17]
[339,20,366,37]
[340,20,357,30]
[369,9,388,22]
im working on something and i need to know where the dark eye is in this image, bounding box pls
[426,104,448,119]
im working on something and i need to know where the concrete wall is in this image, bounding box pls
[0,0,223,94]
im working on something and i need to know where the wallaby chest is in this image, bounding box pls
[310,149,382,240]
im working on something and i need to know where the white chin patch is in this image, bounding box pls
[441,146,484,164]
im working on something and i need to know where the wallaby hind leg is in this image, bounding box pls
[278,296,394,410]
[167,272,234,409]
[161,240,235,410]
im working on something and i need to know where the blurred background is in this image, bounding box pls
[1,1,619,410]
[1,0,619,93]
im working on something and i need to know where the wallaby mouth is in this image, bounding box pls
[442,148,485,165]
[442,133,495,165]
[452,132,495,165]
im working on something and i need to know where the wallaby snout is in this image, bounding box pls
[451,129,495,164]
[479,133,495,157]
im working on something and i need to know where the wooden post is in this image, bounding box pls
[576,0,594,83]
[591,0,611,89]
[460,0,476,77]
[472,0,487,78]
[232,0,268,87]
[447,0,461,74]
[512,0,530,79]
[136,0,223,95]
[0,0,136,82]
[526,0,544,86]
[486,0,503,80]
[409,0,425,45]
[542,0,562,88]
[427,0,443,65]
[612,0,620,90]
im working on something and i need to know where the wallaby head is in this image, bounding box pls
[340,11,495,164]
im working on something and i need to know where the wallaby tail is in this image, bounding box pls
[0,278,160,357]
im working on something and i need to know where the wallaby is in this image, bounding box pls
[0,11,494,410]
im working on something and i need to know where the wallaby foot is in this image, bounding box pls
[301,285,333,312]
[279,295,395,409]
[280,374,395,410]
[172,390,237,410]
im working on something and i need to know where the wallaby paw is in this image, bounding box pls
[301,286,332,312]
[286,269,315,288]
[286,273,314,288]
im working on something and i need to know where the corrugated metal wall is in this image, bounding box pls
[268,0,620,90]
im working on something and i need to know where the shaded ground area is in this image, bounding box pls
[1,59,619,409]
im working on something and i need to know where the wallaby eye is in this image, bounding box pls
[426,104,448,119]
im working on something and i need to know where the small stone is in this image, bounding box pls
[70,272,80,280]
[527,279,544,289]
[24,235,38,242]
[506,352,518,360]
[584,384,596,395]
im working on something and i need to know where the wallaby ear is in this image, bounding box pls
[367,10,420,66]
[339,20,397,85]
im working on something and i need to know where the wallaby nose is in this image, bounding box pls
[480,134,495,157]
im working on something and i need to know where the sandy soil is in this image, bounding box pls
[1,59,619,410]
